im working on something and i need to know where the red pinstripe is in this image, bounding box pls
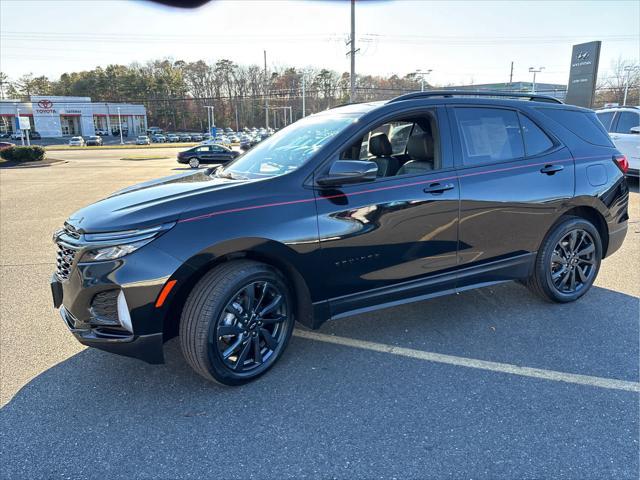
[178,154,608,223]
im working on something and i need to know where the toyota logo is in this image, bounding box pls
[38,99,53,109]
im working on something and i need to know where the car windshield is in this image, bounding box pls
[219,113,357,179]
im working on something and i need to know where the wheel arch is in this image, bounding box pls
[559,204,609,257]
[161,238,315,340]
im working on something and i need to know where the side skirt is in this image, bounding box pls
[311,252,536,326]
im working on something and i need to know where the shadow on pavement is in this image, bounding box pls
[1,284,638,479]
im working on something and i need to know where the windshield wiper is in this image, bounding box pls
[215,170,247,180]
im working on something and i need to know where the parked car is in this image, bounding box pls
[596,106,639,177]
[202,133,212,141]
[191,133,203,142]
[136,135,151,145]
[177,143,239,168]
[166,134,180,143]
[0,141,15,150]
[51,91,628,386]
[10,131,24,140]
[85,135,103,146]
[112,129,128,137]
[179,133,192,142]
[95,129,110,136]
[68,136,85,146]
[29,131,41,140]
[151,134,166,143]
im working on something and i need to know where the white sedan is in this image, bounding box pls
[68,136,85,147]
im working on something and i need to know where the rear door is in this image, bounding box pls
[450,105,575,286]
[208,145,232,162]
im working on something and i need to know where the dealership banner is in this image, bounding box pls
[564,41,601,108]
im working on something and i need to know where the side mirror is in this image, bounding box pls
[316,160,378,186]
[630,126,640,135]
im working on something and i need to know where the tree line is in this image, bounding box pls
[0,58,637,131]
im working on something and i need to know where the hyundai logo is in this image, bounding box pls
[37,99,53,109]
[576,51,590,60]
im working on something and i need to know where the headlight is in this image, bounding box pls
[80,222,175,262]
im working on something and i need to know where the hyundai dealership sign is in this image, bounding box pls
[564,41,601,108]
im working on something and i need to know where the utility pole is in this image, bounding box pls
[509,61,514,85]
[348,0,357,103]
[264,50,269,129]
[528,66,544,94]
[623,65,639,105]
[302,75,306,117]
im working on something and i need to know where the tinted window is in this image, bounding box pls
[614,111,640,134]
[596,111,615,131]
[519,114,554,156]
[538,108,613,147]
[455,108,524,165]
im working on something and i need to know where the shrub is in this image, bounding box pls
[0,146,46,162]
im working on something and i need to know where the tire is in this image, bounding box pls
[179,260,295,385]
[526,216,602,303]
[188,158,200,168]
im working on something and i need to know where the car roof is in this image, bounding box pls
[322,91,590,117]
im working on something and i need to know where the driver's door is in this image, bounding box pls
[314,108,460,317]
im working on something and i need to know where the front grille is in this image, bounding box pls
[56,243,78,280]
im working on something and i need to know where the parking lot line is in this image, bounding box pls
[293,330,640,393]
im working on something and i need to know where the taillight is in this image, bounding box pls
[613,154,629,174]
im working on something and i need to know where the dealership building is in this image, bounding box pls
[0,96,147,137]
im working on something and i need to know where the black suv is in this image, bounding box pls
[51,91,629,385]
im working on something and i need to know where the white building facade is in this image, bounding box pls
[0,96,147,137]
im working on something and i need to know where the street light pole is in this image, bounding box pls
[117,107,124,145]
[412,69,433,92]
[204,106,215,133]
[302,75,306,117]
[528,66,545,94]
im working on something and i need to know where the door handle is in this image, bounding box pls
[540,164,564,175]
[423,182,455,194]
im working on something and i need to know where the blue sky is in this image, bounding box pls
[1,0,638,85]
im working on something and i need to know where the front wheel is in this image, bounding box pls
[188,158,200,168]
[179,260,295,385]
[526,216,602,303]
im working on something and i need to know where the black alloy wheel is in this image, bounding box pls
[550,229,597,294]
[180,260,295,385]
[526,216,602,303]
[214,281,289,373]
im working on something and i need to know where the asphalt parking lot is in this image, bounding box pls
[1,150,638,479]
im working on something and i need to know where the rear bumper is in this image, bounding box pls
[627,168,639,178]
[606,223,628,258]
[60,306,164,364]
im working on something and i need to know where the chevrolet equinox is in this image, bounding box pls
[51,91,629,385]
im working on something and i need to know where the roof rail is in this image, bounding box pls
[387,90,564,105]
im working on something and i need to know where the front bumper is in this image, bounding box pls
[52,240,185,364]
[59,306,164,364]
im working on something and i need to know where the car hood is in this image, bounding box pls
[66,169,246,233]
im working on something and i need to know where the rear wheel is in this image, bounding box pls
[179,260,295,385]
[188,157,200,168]
[526,216,602,303]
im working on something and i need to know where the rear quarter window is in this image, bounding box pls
[537,108,614,147]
